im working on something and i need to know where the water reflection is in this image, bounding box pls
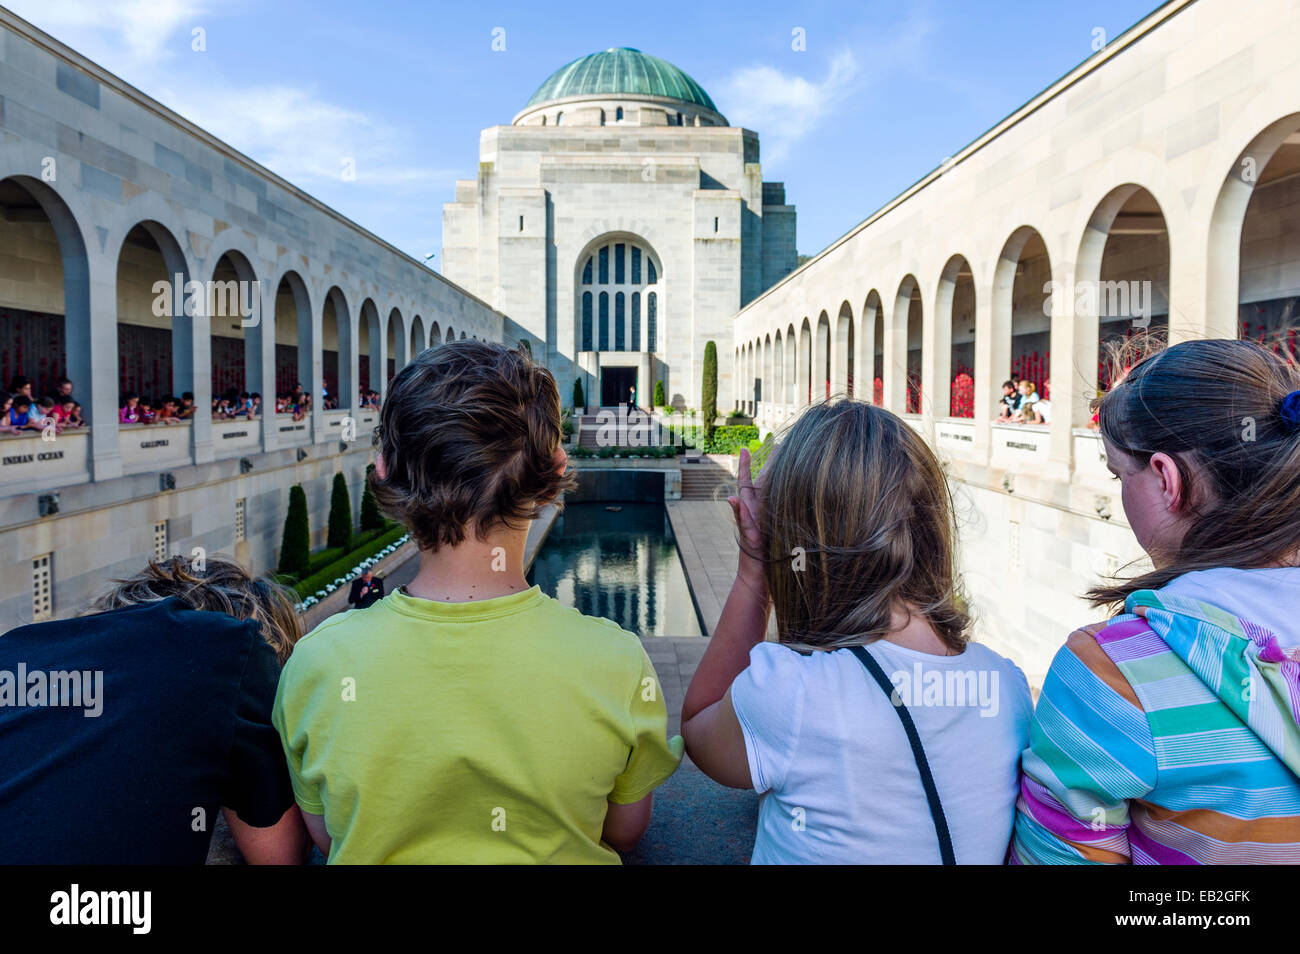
[527,503,703,637]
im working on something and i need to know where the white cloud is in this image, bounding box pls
[717,51,861,164]
[714,12,938,165]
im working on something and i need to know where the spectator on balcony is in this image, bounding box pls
[177,392,196,419]
[1028,379,1052,425]
[1009,380,1040,424]
[50,396,78,429]
[249,392,262,418]
[68,401,85,428]
[0,556,310,864]
[7,375,32,400]
[155,395,181,424]
[0,394,21,434]
[55,376,73,402]
[139,396,158,425]
[119,392,141,425]
[28,396,61,434]
[996,380,1020,422]
[292,392,312,422]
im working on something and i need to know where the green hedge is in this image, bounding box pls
[277,485,310,578]
[682,424,759,455]
[571,445,677,459]
[292,524,407,599]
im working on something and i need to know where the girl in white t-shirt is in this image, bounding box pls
[681,400,1032,864]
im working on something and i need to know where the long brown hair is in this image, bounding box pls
[756,400,970,652]
[1087,336,1300,609]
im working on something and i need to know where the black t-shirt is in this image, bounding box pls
[0,598,294,863]
[348,576,385,609]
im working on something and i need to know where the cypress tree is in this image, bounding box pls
[702,340,718,441]
[653,379,666,408]
[327,471,353,551]
[278,484,311,579]
[359,463,385,532]
[573,378,585,412]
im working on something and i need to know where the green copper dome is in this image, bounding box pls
[524,47,717,112]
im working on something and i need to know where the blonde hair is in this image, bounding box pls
[89,556,302,664]
[754,400,970,653]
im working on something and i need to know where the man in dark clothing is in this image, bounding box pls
[347,570,385,609]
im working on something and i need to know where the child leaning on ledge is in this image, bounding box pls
[273,340,682,864]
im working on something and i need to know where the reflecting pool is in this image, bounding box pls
[527,502,703,637]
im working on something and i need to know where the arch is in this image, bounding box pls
[430,320,442,347]
[859,291,883,406]
[833,300,853,397]
[991,227,1051,418]
[891,275,923,414]
[763,333,773,413]
[814,310,831,402]
[936,255,976,418]
[386,307,406,382]
[207,249,260,410]
[773,331,785,413]
[574,232,664,355]
[270,269,313,409]
[785,322,797,405]
[1074,185,1171,419]
[797,317,812,407]
[1206,112,1300,342]
[410,314,426,357]
[0,175,93,425]
[358,298,381,398]
[323,286,353,410]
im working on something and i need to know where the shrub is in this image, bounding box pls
[327,472,353,551]
[748,432,774,479]
[278,484,311,579]
[701,341,718,440]
[292,524,407,599]
[359,463,385,532]
[573,378,585,411]
[653,379,666,407]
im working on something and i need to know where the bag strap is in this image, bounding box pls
[847,645,956,865]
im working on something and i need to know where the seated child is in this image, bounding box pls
[274,341,681,863]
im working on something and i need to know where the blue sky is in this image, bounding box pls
[8,0,1164,268]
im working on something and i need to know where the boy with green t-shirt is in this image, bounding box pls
[273,341,682,863]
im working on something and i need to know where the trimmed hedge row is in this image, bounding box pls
[290,523,407,600]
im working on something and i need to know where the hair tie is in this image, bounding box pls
[1281,390,1300,432]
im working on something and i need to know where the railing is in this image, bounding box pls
[0,428,92,496]
[273,413,312,446]
[935,418,977,457]
[991,421,1051,467]
[321,408,378,445]
[119,421,192,474]
[211,417,262,457]
[1072,429,1110,485]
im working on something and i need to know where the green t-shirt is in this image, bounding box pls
[273,584,682,863]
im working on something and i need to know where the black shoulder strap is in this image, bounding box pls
[847,645,956,865]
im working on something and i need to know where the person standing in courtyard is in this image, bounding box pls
[682,401,1033,864]
[274,341,681,863]
[1013,337,1300,864]
[346,569,385,609]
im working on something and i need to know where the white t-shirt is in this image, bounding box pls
[1033,399,1051,423]
[731,639,1032,864]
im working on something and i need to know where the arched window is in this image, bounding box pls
[648,292,658,352]
[615,292,625,351]
[541,115,547,126]
[631,292,641,351]
[598,292,610,351]
[599,109,606,126]
[582,292,593,351]
[676,112,682,126]
[556,111,563,125]
[616,106,623,122]
[578,239,661,354]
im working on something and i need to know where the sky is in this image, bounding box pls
[6,0,1166,269]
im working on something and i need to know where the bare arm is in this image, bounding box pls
[602,795,653,852]
[681,448,765,788]
[299,809,332,857]
[222,804,311,865]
